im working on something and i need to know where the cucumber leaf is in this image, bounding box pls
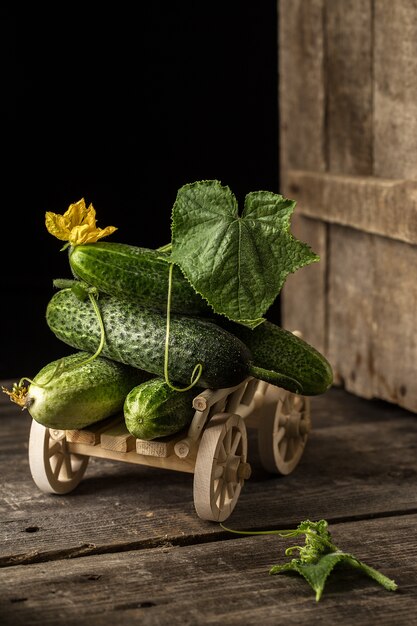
[170,180,319,328]
[270,552,397,602]
[270,553,344,602]
[221,519,398,602]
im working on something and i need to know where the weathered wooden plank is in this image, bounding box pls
[285,170,417,245]
[278,0,327,350]
[278,0,328,354]
[325,0,373,175]
[2,387,417,566]
[279,0,417,416]
[323,223,417,413]
[281,213,328,355]
[374,0,417,180]
[278,0,326,182]
[326,225,375,396]
[0,515,415,626]
[372,236,417,410]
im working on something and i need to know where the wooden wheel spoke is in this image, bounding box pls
[286,438,295,461]
[278,437,288,461]
[275,399,284,416]
[218,443,228,463]
[62,453,75,479]
[213,478,223,502]
[230,430,242,455]
[215,481,226,509]
[214,464,224,480]
[219,482,230,509]
[52,453,64,478]
[48,441,62,458]
[286,411,302,437]
[224,427,232,453]
[225,482,235,500]
[274,426,286,443]
[277,413,289,428]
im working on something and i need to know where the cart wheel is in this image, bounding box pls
[28,419,89,494]
[193,413,251,522]
[258,385,311,475]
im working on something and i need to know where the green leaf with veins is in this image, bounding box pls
[170,180,319,328]
[270,551,397,602]
[220,519,398,601]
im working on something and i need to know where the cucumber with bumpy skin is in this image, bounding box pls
[69,242,212,315]
[216,319,333,396]
[46,288,303,392]
[124,377,196,440]
[17,352,151,429]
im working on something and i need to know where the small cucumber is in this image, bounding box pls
[46,289,301,392]
[22,352,151,429]
[217,319,333,395]
[69,242,212,315]
[124,377,196,440]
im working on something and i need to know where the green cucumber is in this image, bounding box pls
[46,289,301,392]
[69,242,212,315]
[216,319,333,395]
[22,352,151,429]
[124,377,196,440]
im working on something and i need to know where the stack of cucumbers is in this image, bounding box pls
[8,241,333,441]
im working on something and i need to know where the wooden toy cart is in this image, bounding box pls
[28,377,311,522]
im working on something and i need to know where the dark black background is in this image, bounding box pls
[1,2,280,379]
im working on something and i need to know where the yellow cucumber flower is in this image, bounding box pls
[45,198,117,245]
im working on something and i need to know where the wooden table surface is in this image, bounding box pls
[1,380,417,626]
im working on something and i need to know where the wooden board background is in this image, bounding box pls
[278,0,417,413]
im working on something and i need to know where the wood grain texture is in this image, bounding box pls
[372,237,417,408]
[1,515,415,626]
[280,213,328,355]
[374,0,417,179]
[285,181,417,412]
[285,170,417,245]
[2,387,417,564]
[2,382,417,624]
[100,422,135,453]
[278,0,326,180]
[135,435,179,458]
[279,1,417,412]
[66,415,124,445]
[325,0,373,175]
[278,0,328,355]
[326,225,375,395]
